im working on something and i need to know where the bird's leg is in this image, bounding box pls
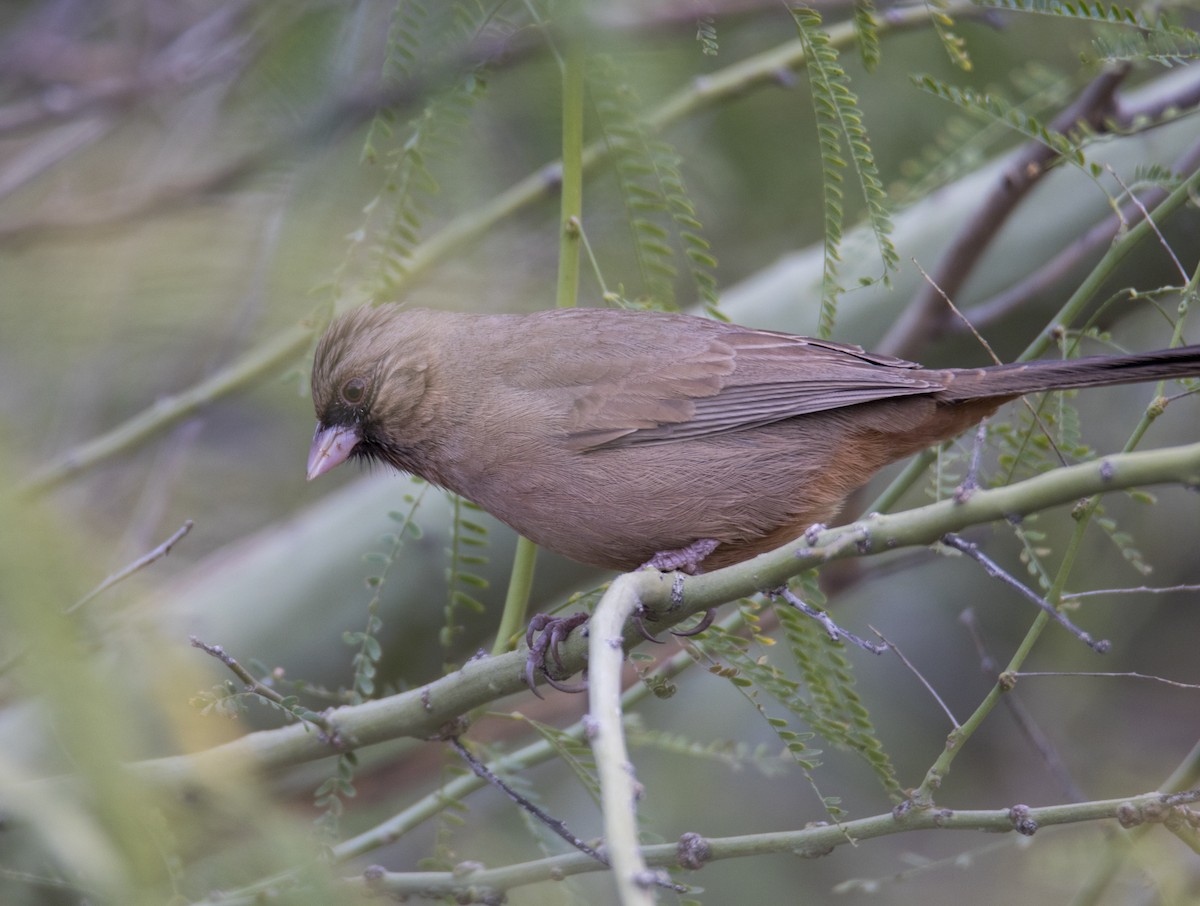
[634,538,719,640]
[769,586,888,655]
[642,538,720,572]
[524,611,589,697]
[523,540,721,696]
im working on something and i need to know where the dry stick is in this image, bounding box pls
[879,65,1131,360]
[190,636,341,740]
[770,586,888,655]
[1108,167,1189,284]
[870,626,961,728]
[942,533,1110,653]
[1064,583,1200,599]
[448,737,608,864]
[0,520,196,677]
[66,520,194,615]
[1015,672,1200,691]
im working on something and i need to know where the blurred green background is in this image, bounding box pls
[2,1,1199,904]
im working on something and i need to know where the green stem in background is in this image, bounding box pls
[493,536,539,654]
[494,34,587,656]
[21,322,313,495]
[555,38,585,310]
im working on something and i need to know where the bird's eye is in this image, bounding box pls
[340,377,367,405]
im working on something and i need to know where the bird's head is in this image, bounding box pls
[306,305,432,480]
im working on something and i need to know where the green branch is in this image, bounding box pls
[117,440,1200,792]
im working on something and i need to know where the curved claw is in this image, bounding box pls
[542,672,589,694]
[670,608,715,637]
[524,612,589,697]
[632,608,667,644]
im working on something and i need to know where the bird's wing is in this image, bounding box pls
[563,326,948,451]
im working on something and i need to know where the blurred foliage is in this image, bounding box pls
[2,1,1199,904]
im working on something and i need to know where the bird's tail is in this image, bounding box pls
[941,345,1200,401]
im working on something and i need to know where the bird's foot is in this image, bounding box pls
[642,538,720,573]
[632,539,719,641]
[769,586,888,655]
[524,612,590,697]
[632,605,716,642]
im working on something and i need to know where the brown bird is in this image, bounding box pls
[308,305,1200,574]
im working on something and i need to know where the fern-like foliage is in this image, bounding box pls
[695,14,719,56]
[440,494,490,663]
[912,73,1096,168]
[1092,500,1152,575]
[790,7,897,339]
[690,610,831,806]
[1129,163,1186,192]
[359,2,506,296]
[978,0,1200,67]
[346,484,428,703]
[629,722,796,778]
[692,592,901,812]
[892,63,1071,206]
[773,574,903,800]
[370,73,490,295]
[518,715,604,806]
[587,55,720,315]
[926,0,973,70]
[853,0,882,71]
[991,393,1091,487]
[693,585,902,802]
[1011,521,1054,592]
[313,751,359,843]
[927,440,968,504]
[1092,26,1200,67]
[978,0,1150,26]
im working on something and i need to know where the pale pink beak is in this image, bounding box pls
[306,424,360,480]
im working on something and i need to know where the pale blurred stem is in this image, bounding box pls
[22,322,312,494]
[493,37,586,655]
[589,574,656,906]
[867,160,1200,521]
[23,2,962,495]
